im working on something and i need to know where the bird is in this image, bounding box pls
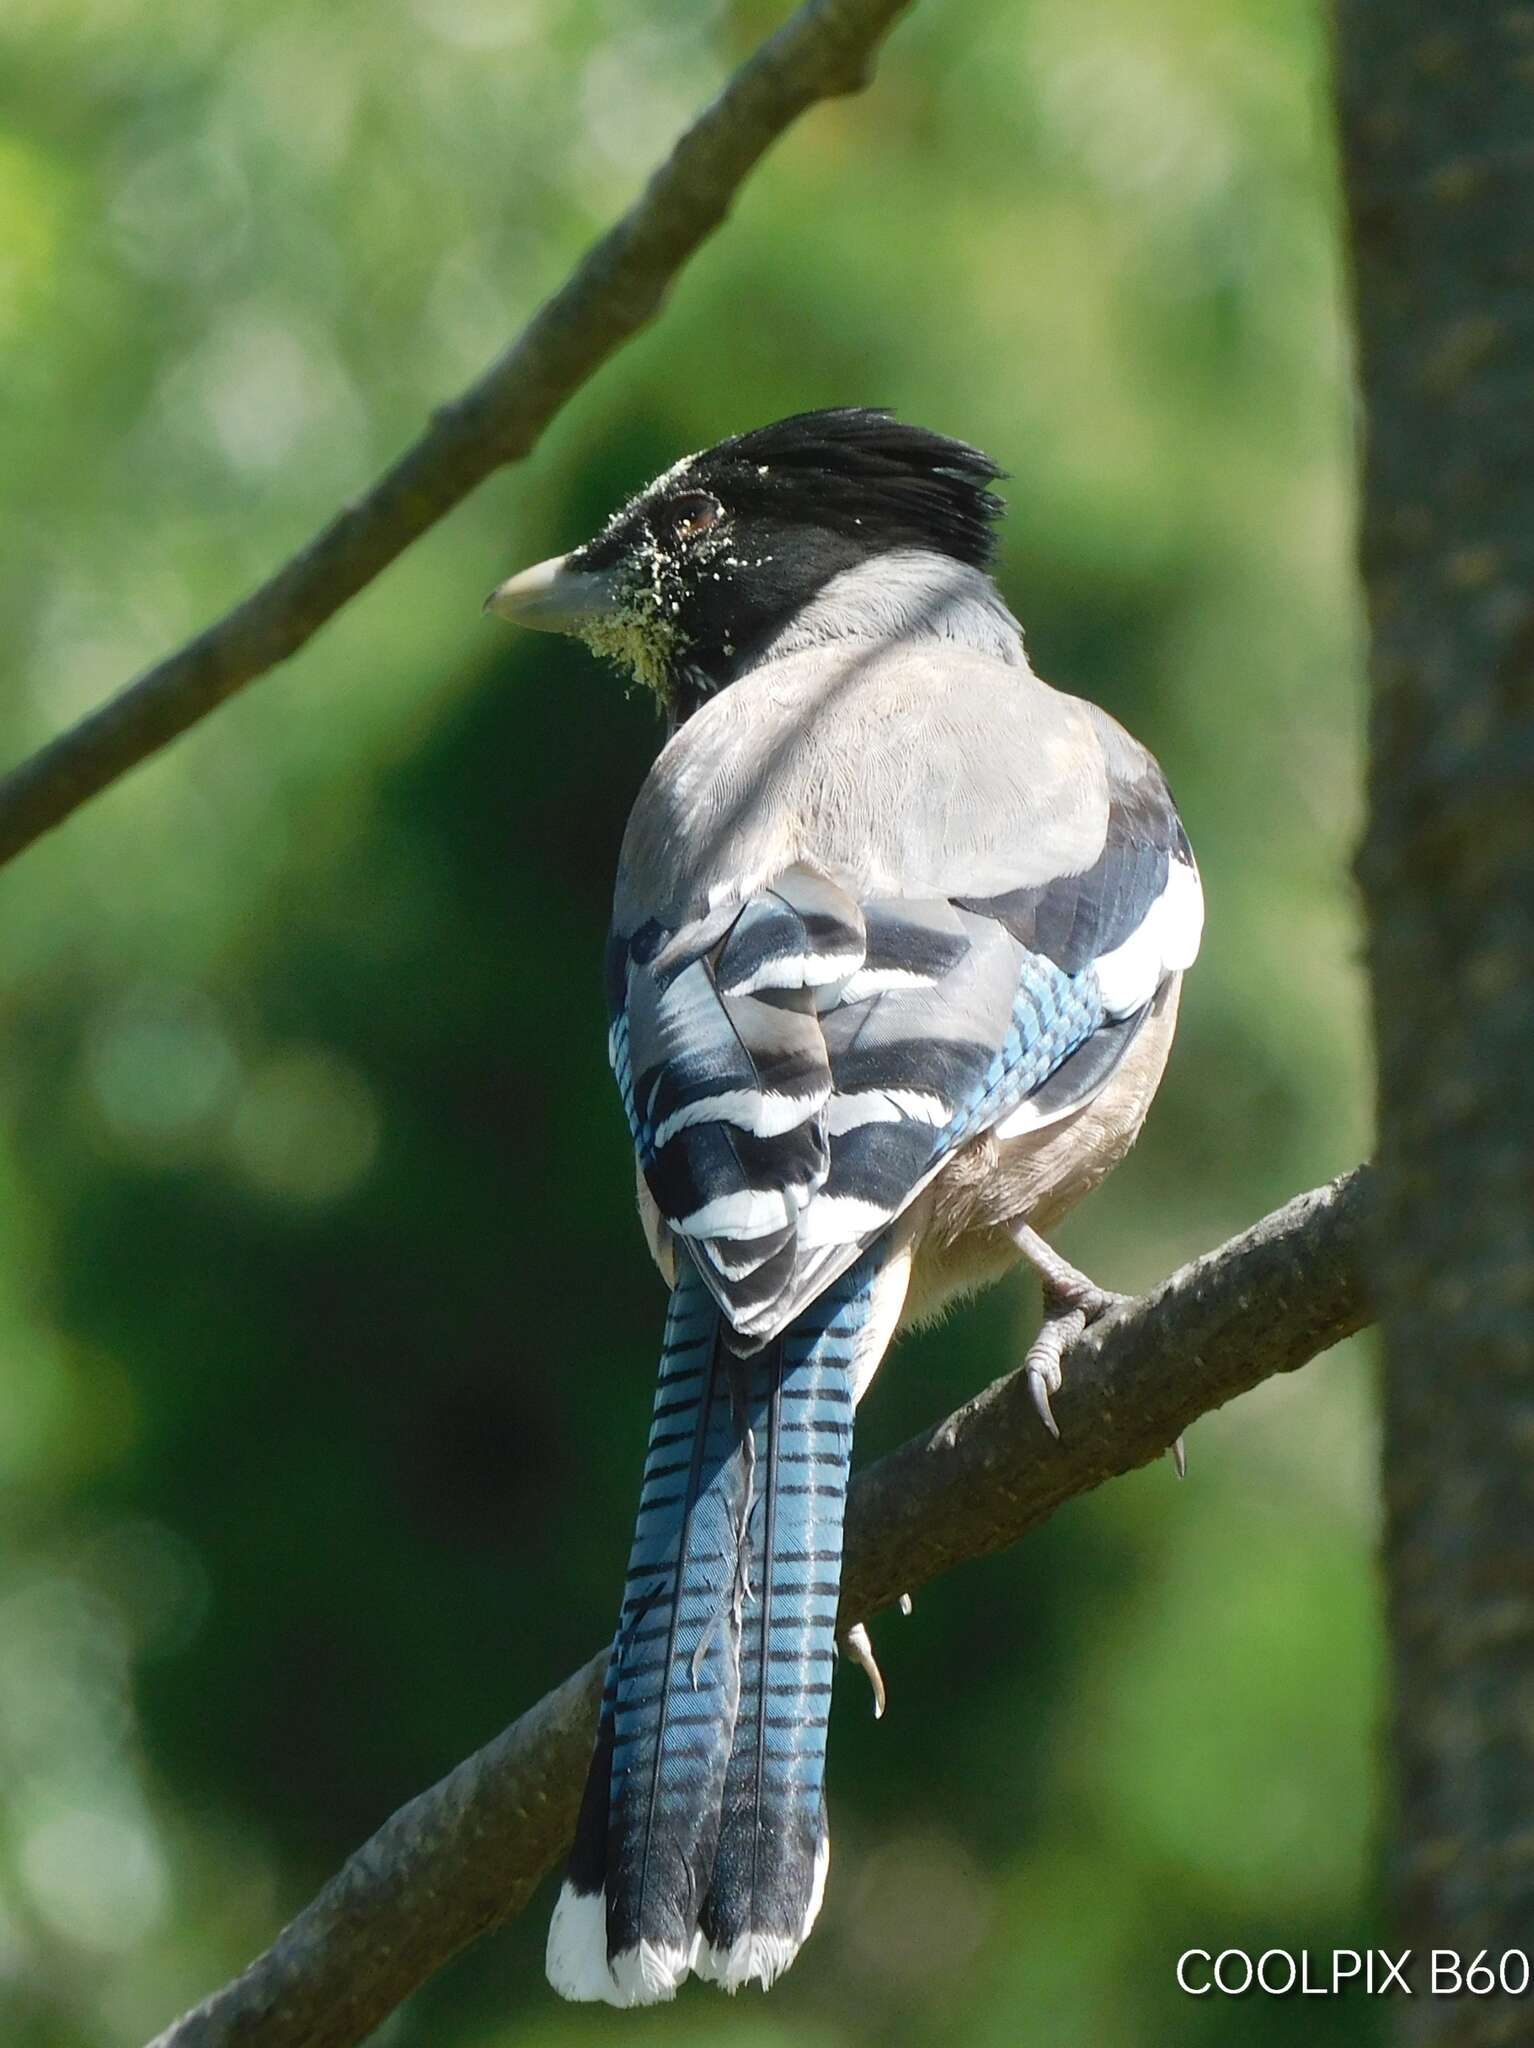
[485,408,1202,2006]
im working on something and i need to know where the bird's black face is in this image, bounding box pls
[486,409,1006,717]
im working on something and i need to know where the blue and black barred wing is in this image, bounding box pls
[606,867,857,1317]
[804,897,1104,1241]
[607,753,1202,1342]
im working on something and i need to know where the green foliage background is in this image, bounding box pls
[0,0,1373,2041]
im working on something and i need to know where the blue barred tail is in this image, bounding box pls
[693,1258,873,1988]
[547,1251,879,2006]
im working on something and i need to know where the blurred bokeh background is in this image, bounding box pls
[0,0,1373,2042]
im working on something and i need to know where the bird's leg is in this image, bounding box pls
[1008,1222,1125,1320]
[1007,1221,1129,1441]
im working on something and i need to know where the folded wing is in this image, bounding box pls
[608,703,1202,1342]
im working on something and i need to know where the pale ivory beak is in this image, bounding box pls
[483,553,622,633]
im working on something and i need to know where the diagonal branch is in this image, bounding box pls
[147,1167,1372,2048]
[0,0,916,871]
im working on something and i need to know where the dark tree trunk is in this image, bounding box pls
[1337,11,1534,2043]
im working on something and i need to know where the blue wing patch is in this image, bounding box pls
[606,865,1139,1340]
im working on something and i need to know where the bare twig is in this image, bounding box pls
[148,1167,1372,2048]
[0,0,916,870]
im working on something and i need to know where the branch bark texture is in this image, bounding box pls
[148,1168,1372,2048]
[1338,16,1534,2045]
[0,0,914,869]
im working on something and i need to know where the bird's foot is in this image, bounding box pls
[1008,1223,1129,1441]
[1007,1223,1184,1469]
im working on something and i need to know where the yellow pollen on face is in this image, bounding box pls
[575,606,679,700]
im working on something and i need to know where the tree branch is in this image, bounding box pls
[0,0,916,871]
[147,1167,1372,2048]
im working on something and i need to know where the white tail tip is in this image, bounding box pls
[546,1882,616,2004]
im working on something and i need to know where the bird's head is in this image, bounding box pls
[486,408,1006,714]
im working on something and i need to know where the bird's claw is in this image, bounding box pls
[840,1620,888,1719]
[1027,1363,1060,1440]
[1024,1304,1084,1442]
[1169,1433,1187,1480]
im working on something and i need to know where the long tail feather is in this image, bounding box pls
[548,1260,748,2005]
[548,1248,884,2005]
[695,1252,877,1990]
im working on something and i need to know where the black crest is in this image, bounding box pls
[693,408,1007,569]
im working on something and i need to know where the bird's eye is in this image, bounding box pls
[659,492,723,544]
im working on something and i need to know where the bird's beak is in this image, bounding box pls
[482,553,622,634]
